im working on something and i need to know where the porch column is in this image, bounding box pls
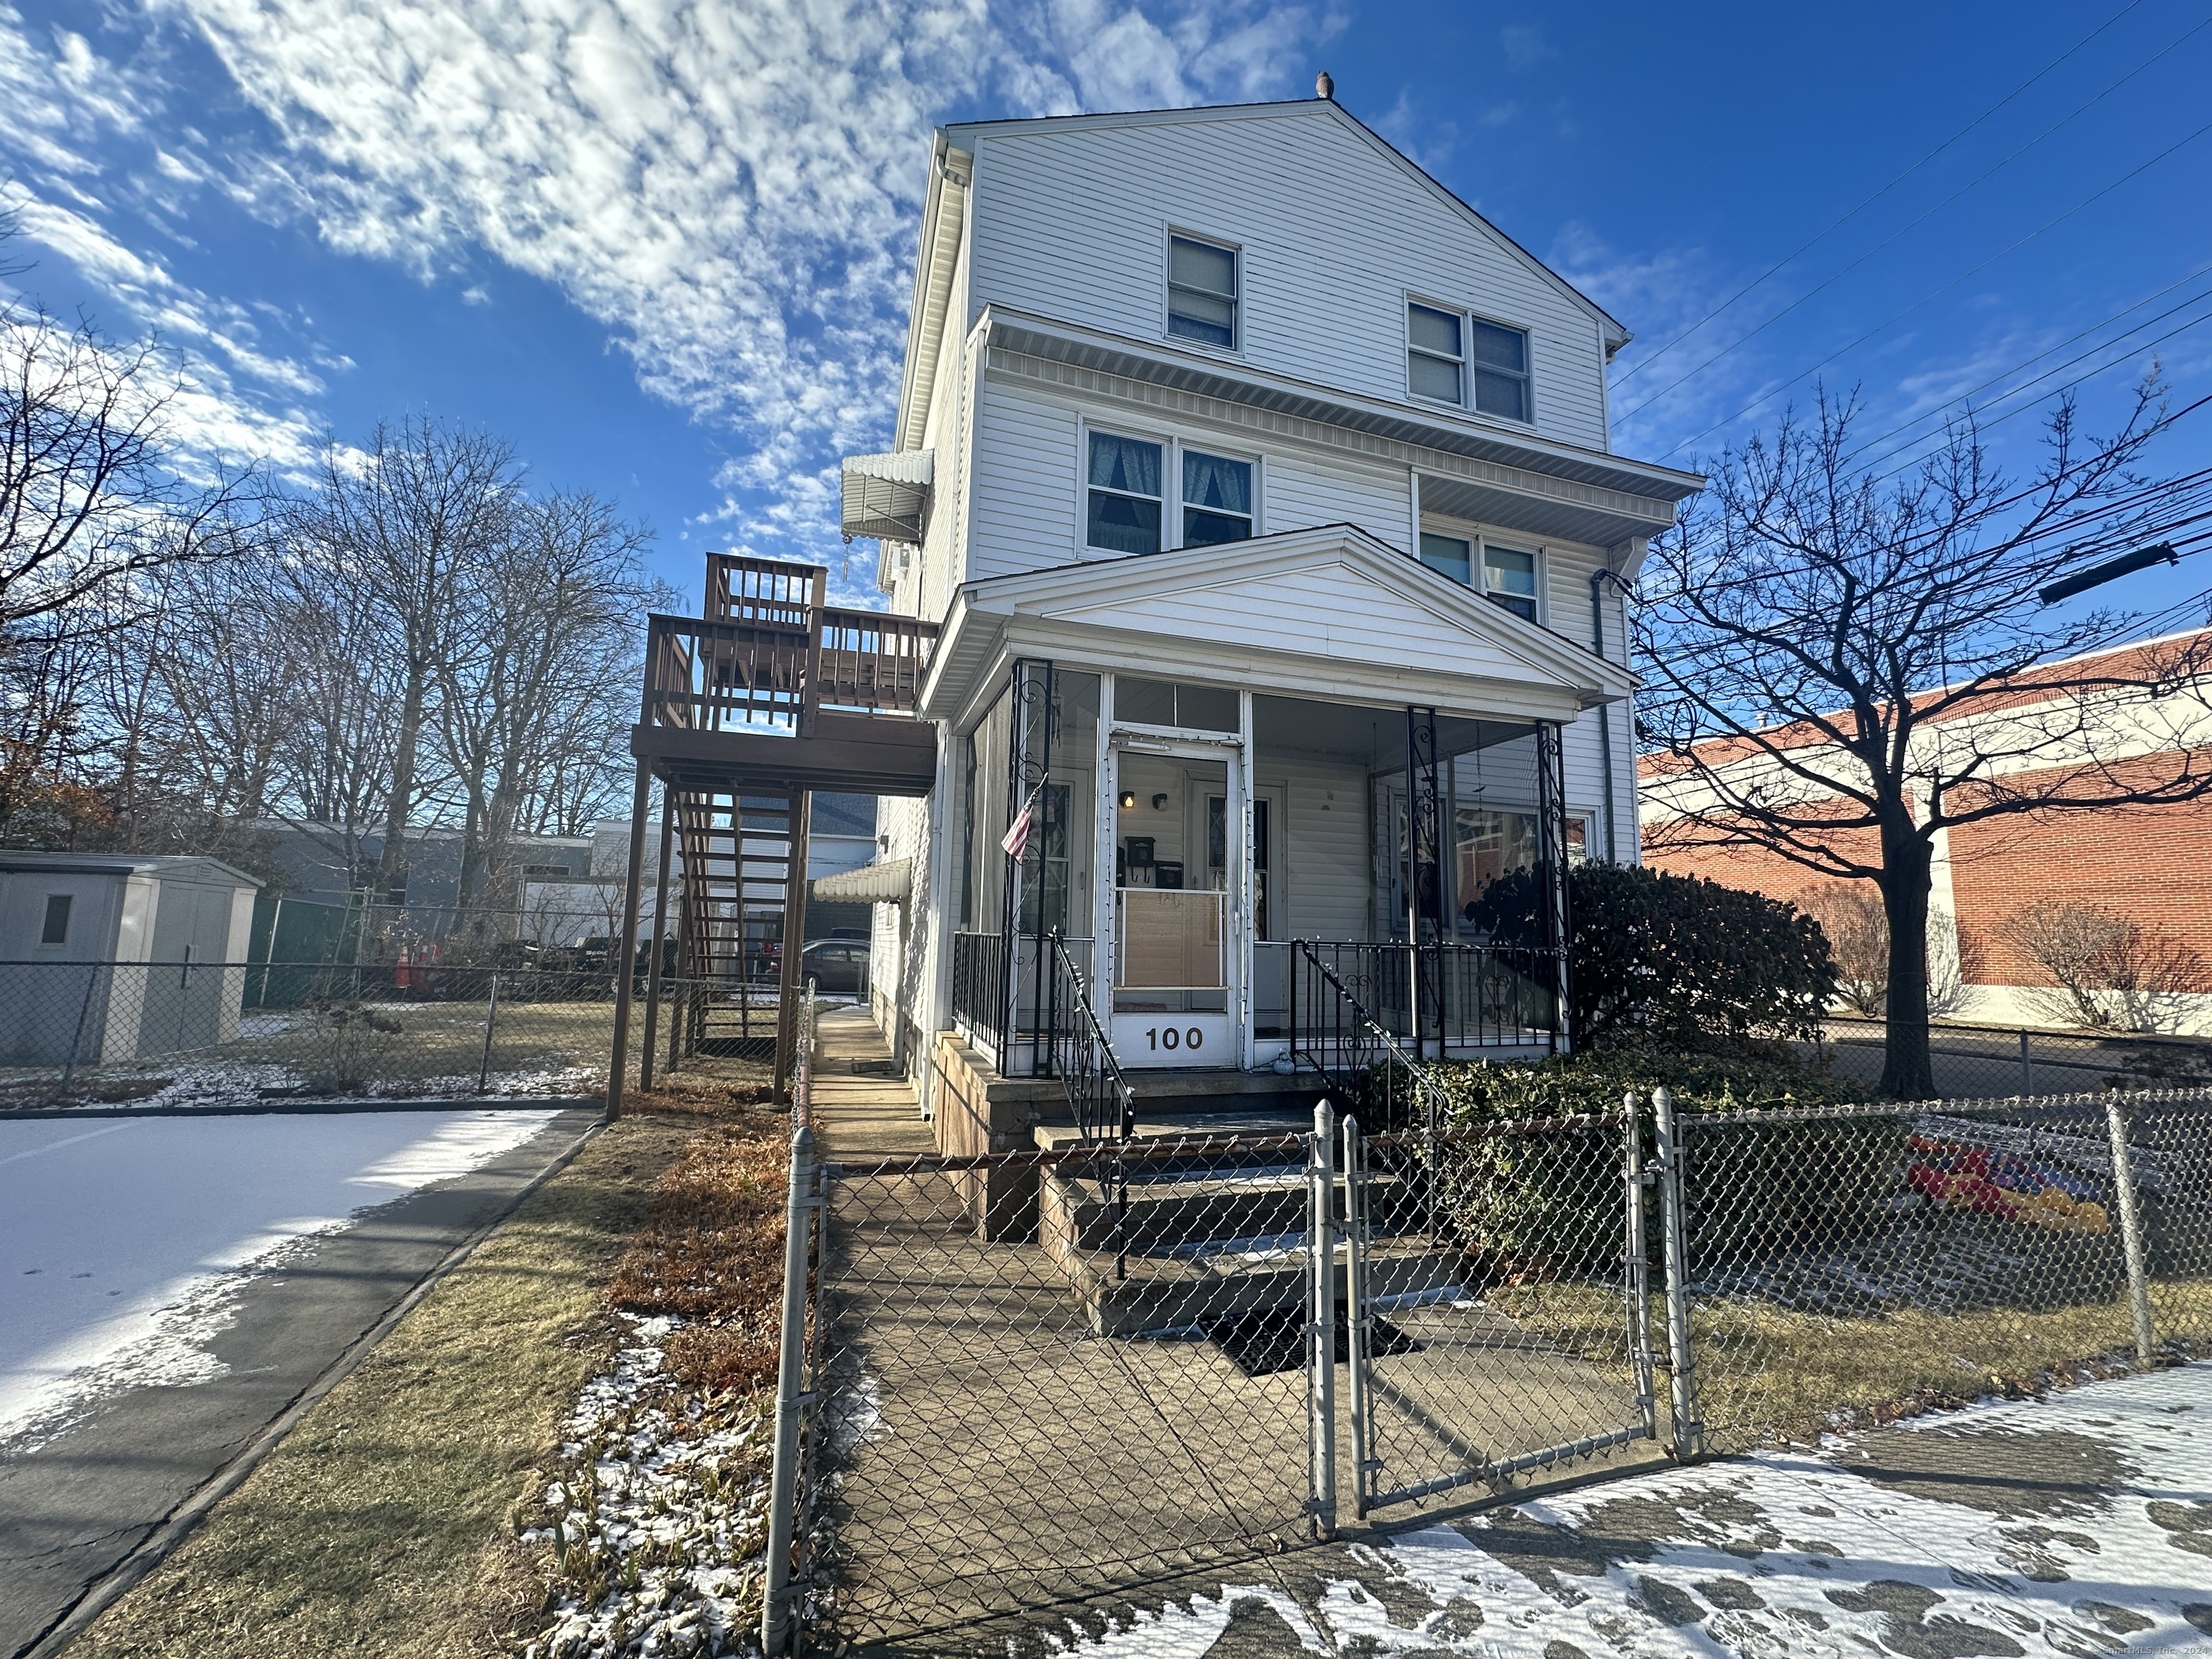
[1405,706,1444,1060]
[1534,720,1573,1051]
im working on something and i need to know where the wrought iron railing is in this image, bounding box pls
[1042,930,1134,1142]
[949,930,1007,1061]
[1293,940,1563,1055]
[1288,940,1454,1135]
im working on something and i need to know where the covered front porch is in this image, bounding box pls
[920,525,1625,1084]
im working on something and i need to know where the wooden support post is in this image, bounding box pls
[775,788,813,1100]
[606,761,654,1122]
[640,791,676,1093]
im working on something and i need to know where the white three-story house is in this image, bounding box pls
[832,91,1701,1130]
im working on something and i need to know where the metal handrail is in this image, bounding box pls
[1290,939,1452,1136]
[1046,929,1136,1143]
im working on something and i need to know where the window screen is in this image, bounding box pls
[1182,450,1252,546]
[40,894,71,945]
[1087,432,1163,554]
[1408,303,1464,403]
[1484,544,1539,621]
[1167,236,1238,348]
[1116,677,1238,732]
[1471,320,1530,421]
[1419,532,1473,585]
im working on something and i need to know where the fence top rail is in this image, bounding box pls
[822,1130,1316,1182]
[1670,1084,2212,1131]
[1821,1014,2212,1055]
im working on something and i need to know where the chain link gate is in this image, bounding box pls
[1335,1098,1664,1518]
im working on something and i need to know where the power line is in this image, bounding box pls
[1840,266,2212,472]
[1611,9,2212,419]
[1649,114,2212,463]
[1606,0,2149,392]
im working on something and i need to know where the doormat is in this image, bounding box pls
[1202,1305,1422,1378]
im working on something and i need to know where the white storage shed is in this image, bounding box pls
[0,853,261,1066]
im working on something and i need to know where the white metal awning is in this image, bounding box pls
[811,858,912,905]
[840,451,933,542]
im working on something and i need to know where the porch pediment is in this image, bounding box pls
[923,524,1632,724]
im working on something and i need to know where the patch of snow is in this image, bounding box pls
[0,1108,557,1445]
[523,1313,772,1659]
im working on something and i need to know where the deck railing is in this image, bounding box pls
[642,605,939,735]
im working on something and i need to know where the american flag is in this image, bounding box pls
[1001,781,1046,859]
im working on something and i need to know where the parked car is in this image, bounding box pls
[800,938,869,997]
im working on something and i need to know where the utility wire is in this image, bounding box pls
[1606,0,2149,391]
[1612,9,2212,418]
[1650,114,2212,462]
[1839,259,2212,474]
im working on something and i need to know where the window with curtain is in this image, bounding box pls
[1418,531,1472,586]
[1407,302,1464,403]
[1087,432,1163,554]
[1182,450,1252,545]
[1483,543,1539,621]
[1167,235,1238,348]
[1472,319,1531,421]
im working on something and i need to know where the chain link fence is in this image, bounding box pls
[0,959,783,1108]
[749,1082,2212,1652]
[1817,1016,2212,1098]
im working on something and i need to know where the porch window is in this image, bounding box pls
[1182,450,1252,545]
[1418,531,1472,586]
[1408,303,1463,403]
[1471,319,1532,422]
[1167,235,1238,348]
[1483,543,1539,622]
[1115,676,1238,732]
[1087,433,1162,554]
[40,894,71,945]
[1454,806,1539,922]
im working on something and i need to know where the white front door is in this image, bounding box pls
[1106,738,1243,1067]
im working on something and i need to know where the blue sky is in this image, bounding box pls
[4,0,2209,621]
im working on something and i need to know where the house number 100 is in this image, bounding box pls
[1144,1026,1204,1052]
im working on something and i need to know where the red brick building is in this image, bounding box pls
[1637,630,2212,1033]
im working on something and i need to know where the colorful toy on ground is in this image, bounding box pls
[1905,1133,2110,1233]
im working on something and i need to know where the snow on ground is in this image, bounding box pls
[522,1313,772,1659]
[0,1109,558,1446]
[1053,1361,2212,1657]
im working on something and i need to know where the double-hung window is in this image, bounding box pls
[1418,531,1472,585]
[1483,542,1539,621]
[1407,304,1465,403]
[1167,235,1238,349]
[1087,433,1163,554]
[1470,319,1531,421]
[1408,301,1532,423]
[1182,450,1252,545]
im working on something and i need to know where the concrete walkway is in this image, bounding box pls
[808,1006,931,1160]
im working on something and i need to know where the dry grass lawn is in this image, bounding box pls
[73,1113,697,1659]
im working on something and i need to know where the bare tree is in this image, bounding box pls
[289,418,521,904]
[1639,385,2212,1097]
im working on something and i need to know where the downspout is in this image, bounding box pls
[1589,567,1633,863]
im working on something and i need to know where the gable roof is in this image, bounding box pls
[940,97,1629,350]
[922,523,1635,726]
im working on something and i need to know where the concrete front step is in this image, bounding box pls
[1031,1103,1314,1154]
[1066,1235,1462,1338]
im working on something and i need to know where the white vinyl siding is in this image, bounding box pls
[965,109,1609,449]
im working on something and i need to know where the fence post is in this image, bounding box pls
[1308,1099,1339,1540]
[1341,1111,1372,1520]
[1623,1090,1658,1442]
[2103,1097,2155,1365]
[2020,1030,2032,1097]
[1653,1087,1704,1460]
[476,971,500,1094]
[761,1125,819,1655]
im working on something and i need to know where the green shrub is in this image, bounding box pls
[1465,863,1838,1051]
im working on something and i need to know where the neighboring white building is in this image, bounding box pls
[846,93,1701,1102]
[0,853,261,1065]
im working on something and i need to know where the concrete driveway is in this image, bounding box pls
[0,1106,595,1658]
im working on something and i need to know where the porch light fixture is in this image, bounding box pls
[1118,791,1136,810]
[1151,793,1169,811]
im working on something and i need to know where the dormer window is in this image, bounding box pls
[1087,433,1163,554]
[1408,301,1533,423]
[1182,451,1251,545]
[1167,235,1238,349]
[1483,542,1539,621]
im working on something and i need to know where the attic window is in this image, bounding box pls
[41,894,71,945]
[1167,235,1238,349]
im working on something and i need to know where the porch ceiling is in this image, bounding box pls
[923,523,1633,729]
